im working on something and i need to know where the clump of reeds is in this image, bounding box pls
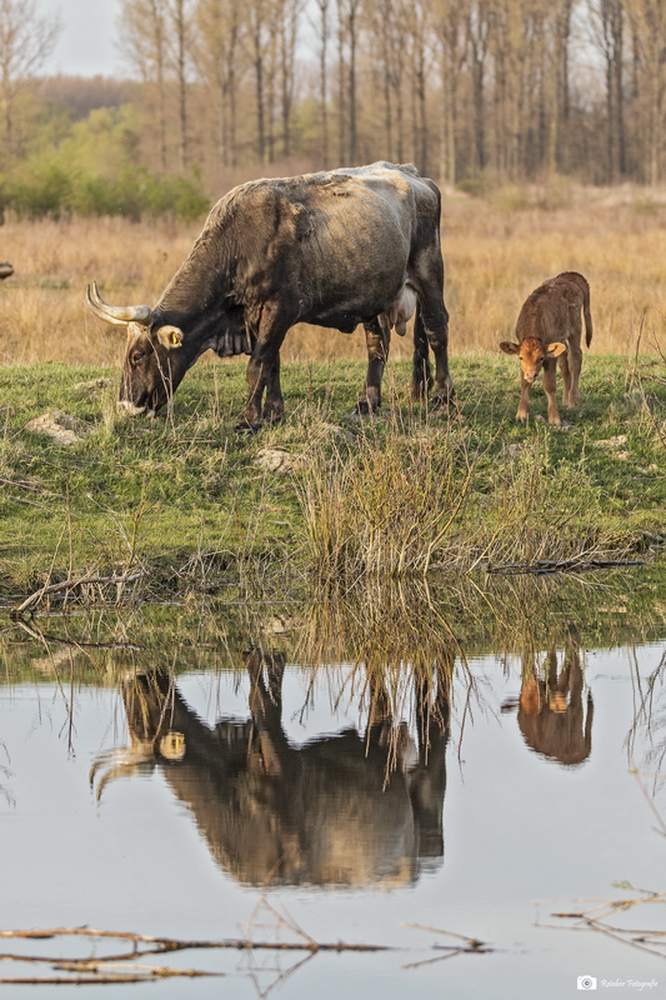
[297,405,474,580]
[467,431,613,570]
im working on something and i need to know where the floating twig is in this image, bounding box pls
[537,888,666,960]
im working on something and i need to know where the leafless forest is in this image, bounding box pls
[2,0,666,201]
[106,0,666,190]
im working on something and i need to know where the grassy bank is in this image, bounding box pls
[1,352,665,601]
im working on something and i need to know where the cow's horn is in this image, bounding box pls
[85,281,152,326]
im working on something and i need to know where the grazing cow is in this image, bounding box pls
[0,262,13,280]
[518,645,593,766]
[92,650,450,887]
[500,271,592,426]
[86,161,452,430]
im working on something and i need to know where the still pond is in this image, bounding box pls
[1,574,666,998]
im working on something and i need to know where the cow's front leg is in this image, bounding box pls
[542,360,561,426]
[262,351,284,423]
[240,354,268,431]
[356,318,389,414]
[516,371,532,422]
[239,299,289,431]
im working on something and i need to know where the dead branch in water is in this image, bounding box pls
[0,924,392,985]
[10,572,144,618]
[536,886,666,960]
[0,913,490,987]
[485,557,646,576]
[0,925,391,953]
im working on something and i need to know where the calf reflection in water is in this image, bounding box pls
[517,645,593,765]
[93,650,450,887]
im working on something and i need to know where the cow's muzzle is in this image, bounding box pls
[117,400,155,417]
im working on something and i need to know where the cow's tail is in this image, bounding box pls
[582,279,593,349]
[567,271,593,348]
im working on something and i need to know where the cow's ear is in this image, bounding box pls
[546,341,566,357]
[500,341,520,355]
[157,325,184,349]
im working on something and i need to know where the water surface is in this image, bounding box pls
[2,581,666,998]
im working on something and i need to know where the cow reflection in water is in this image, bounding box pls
[517,645,593,765]
[94,650,450,887]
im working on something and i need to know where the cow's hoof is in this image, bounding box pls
[431,392,456,412]
[353,401,377,416]
[235,419,260,433]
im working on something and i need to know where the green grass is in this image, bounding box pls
[1,352,665,600]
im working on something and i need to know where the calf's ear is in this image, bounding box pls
[499,341,520,355]
[546,341,566,357]
[157,325,184,349]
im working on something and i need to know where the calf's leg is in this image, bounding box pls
[564,340,583,408]
[542,358,561,426]
[516,371,532,422]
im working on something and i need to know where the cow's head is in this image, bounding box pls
[499,336,566,383]
[86,282,193,416]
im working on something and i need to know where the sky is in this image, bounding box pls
[38,0,121,78]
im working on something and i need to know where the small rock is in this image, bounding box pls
[254,447,296,473]
[72,377,114,394]
[593,435,628,448]
[25,412,91,445]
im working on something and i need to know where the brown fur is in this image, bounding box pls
[518,646,593,766]
[500,271,593,426]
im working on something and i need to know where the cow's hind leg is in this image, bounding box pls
[564,339,583,408]
[412,306,433,400]
[411,291,453,406]
[558,350,573,406]
[356,318,389,414]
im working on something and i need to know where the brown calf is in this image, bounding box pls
[500,271,593,426]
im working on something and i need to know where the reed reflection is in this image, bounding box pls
[93,648,451,888]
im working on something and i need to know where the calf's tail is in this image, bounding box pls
[583,286,593,348]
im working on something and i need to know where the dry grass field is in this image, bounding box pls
[1,182,666,368]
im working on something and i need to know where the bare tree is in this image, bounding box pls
[195,0,246,168]
[406,0,429,174]
[311,0,331,164]
[336,0,362,161]
[365,0,402,162]
[277,0,301,158]
[246,0,270,162]
[168,0,193,170]
[627,0,666,183]
[432,0,466,186]
[466,0,491,172]
[0,0,60,156]
[550,0,574,173]
[119,0,170,169]
[592,0,627,179]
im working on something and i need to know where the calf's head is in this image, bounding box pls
[87,282,191,416]
[499,336,566,383]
